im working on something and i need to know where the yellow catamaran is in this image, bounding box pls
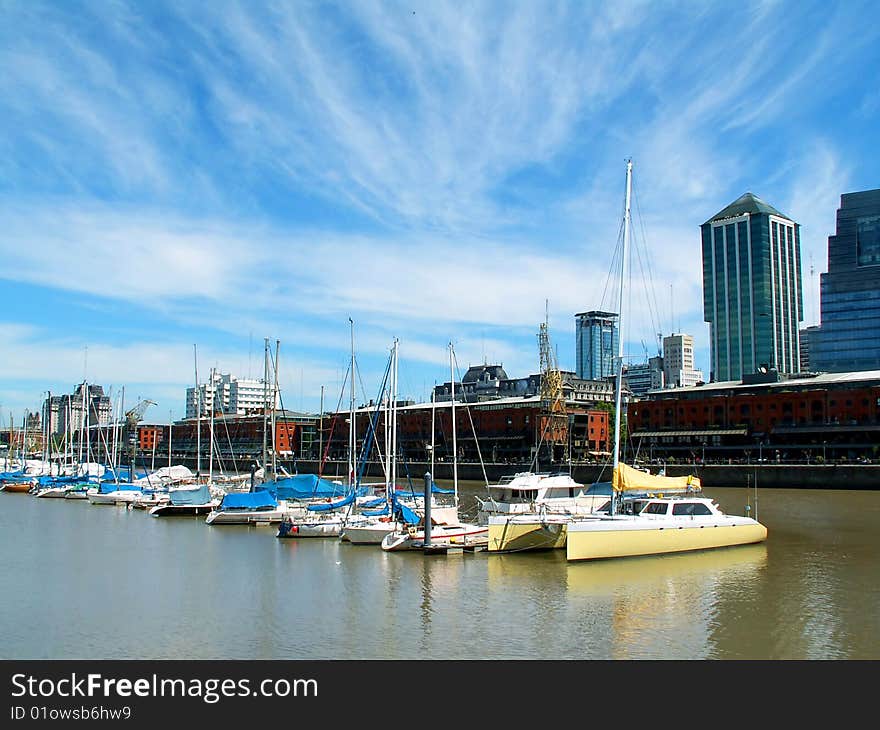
[566,159,767,562]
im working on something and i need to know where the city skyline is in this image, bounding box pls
[2,1,879,422]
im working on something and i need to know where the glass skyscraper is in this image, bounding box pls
[701,192,803,382]
[575,310,618,380]
[809,188,880,372]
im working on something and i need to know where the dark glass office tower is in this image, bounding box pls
[810,188,880,372]
[701,192,803,382]
[575,310,618,380]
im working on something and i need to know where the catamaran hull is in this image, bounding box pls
[487,519,568,552]
[565,520,768,561]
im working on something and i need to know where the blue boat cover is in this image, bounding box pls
[394,482,453,496]
[97,482,141,493]
[583,481,613,495]
[220,491,277,510]
[361,505,390,517]
[359,496,387,508]
[36,474,79,486]
[169,484,212,506]
[394,502,420,525]
[270,473,350,501]
[306,491,355,512]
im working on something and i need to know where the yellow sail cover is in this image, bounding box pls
[612,462,701,493]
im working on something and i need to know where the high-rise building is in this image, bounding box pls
[575,310,618,380]
[186,372,276,418]
[43,383,112,436]
[624,356,664,397]
[662,333,703,387]
[799,325,819,371]
[701,192,803,382]
[809,188,880,372]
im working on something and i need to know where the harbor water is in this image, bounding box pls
[1,481,878,660]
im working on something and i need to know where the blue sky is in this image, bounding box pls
[1,0,879,424]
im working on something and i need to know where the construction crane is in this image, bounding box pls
[537,307,568,464]
[124,398,155,479]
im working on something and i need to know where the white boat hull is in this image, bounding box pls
[342,521,397,545]
[277,519,345,538]
[87,491,134,505]
[380,523,489,552]
[205,508,288,525]
[35,487,69,499]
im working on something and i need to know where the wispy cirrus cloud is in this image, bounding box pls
[1,0,878,419]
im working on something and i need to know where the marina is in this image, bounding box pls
[1,478,878,660]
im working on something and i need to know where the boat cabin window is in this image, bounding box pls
[544,487,575,499]
[641,502,669,515]
[672,502,712,516]
[621,499,649,515]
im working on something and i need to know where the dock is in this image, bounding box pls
[420,537,489,555]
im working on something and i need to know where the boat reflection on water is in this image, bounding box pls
[565,544,769,659]
[564,542,768,596]
[485,543,768,658]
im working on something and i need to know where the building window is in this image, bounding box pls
[857,215,880,266]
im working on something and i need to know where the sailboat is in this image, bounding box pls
[277,322,391,540]
[565,159,767,561]
[380,342,489,552]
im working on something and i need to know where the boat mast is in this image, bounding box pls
[319,385,324,468]
[348,318,356,489]
[430,387,436,477]
[611,158,633,516]
[209,367,215,485]
[194,345,201,478]
[261,337,269,483]
[272,340,280,480]
[391,339,399,497]
[450,342,458,505]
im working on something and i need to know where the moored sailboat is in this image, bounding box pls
[381,343,488,552]
[565,159,767,562]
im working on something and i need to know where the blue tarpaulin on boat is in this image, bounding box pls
[270,474,350,501]
[360,496,387,508]
[394,482,453,495]
[583,481,613,495]
[36,474,79,486]
[169,483,212,506]
[362,505,390,517]
[220,491,277,510]
[394,502,420,525]
[94,481,141,493]
[307,491,355,512]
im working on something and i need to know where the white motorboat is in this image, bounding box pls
[476,471,610,520]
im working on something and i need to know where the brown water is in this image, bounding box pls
[0,482,877,659]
